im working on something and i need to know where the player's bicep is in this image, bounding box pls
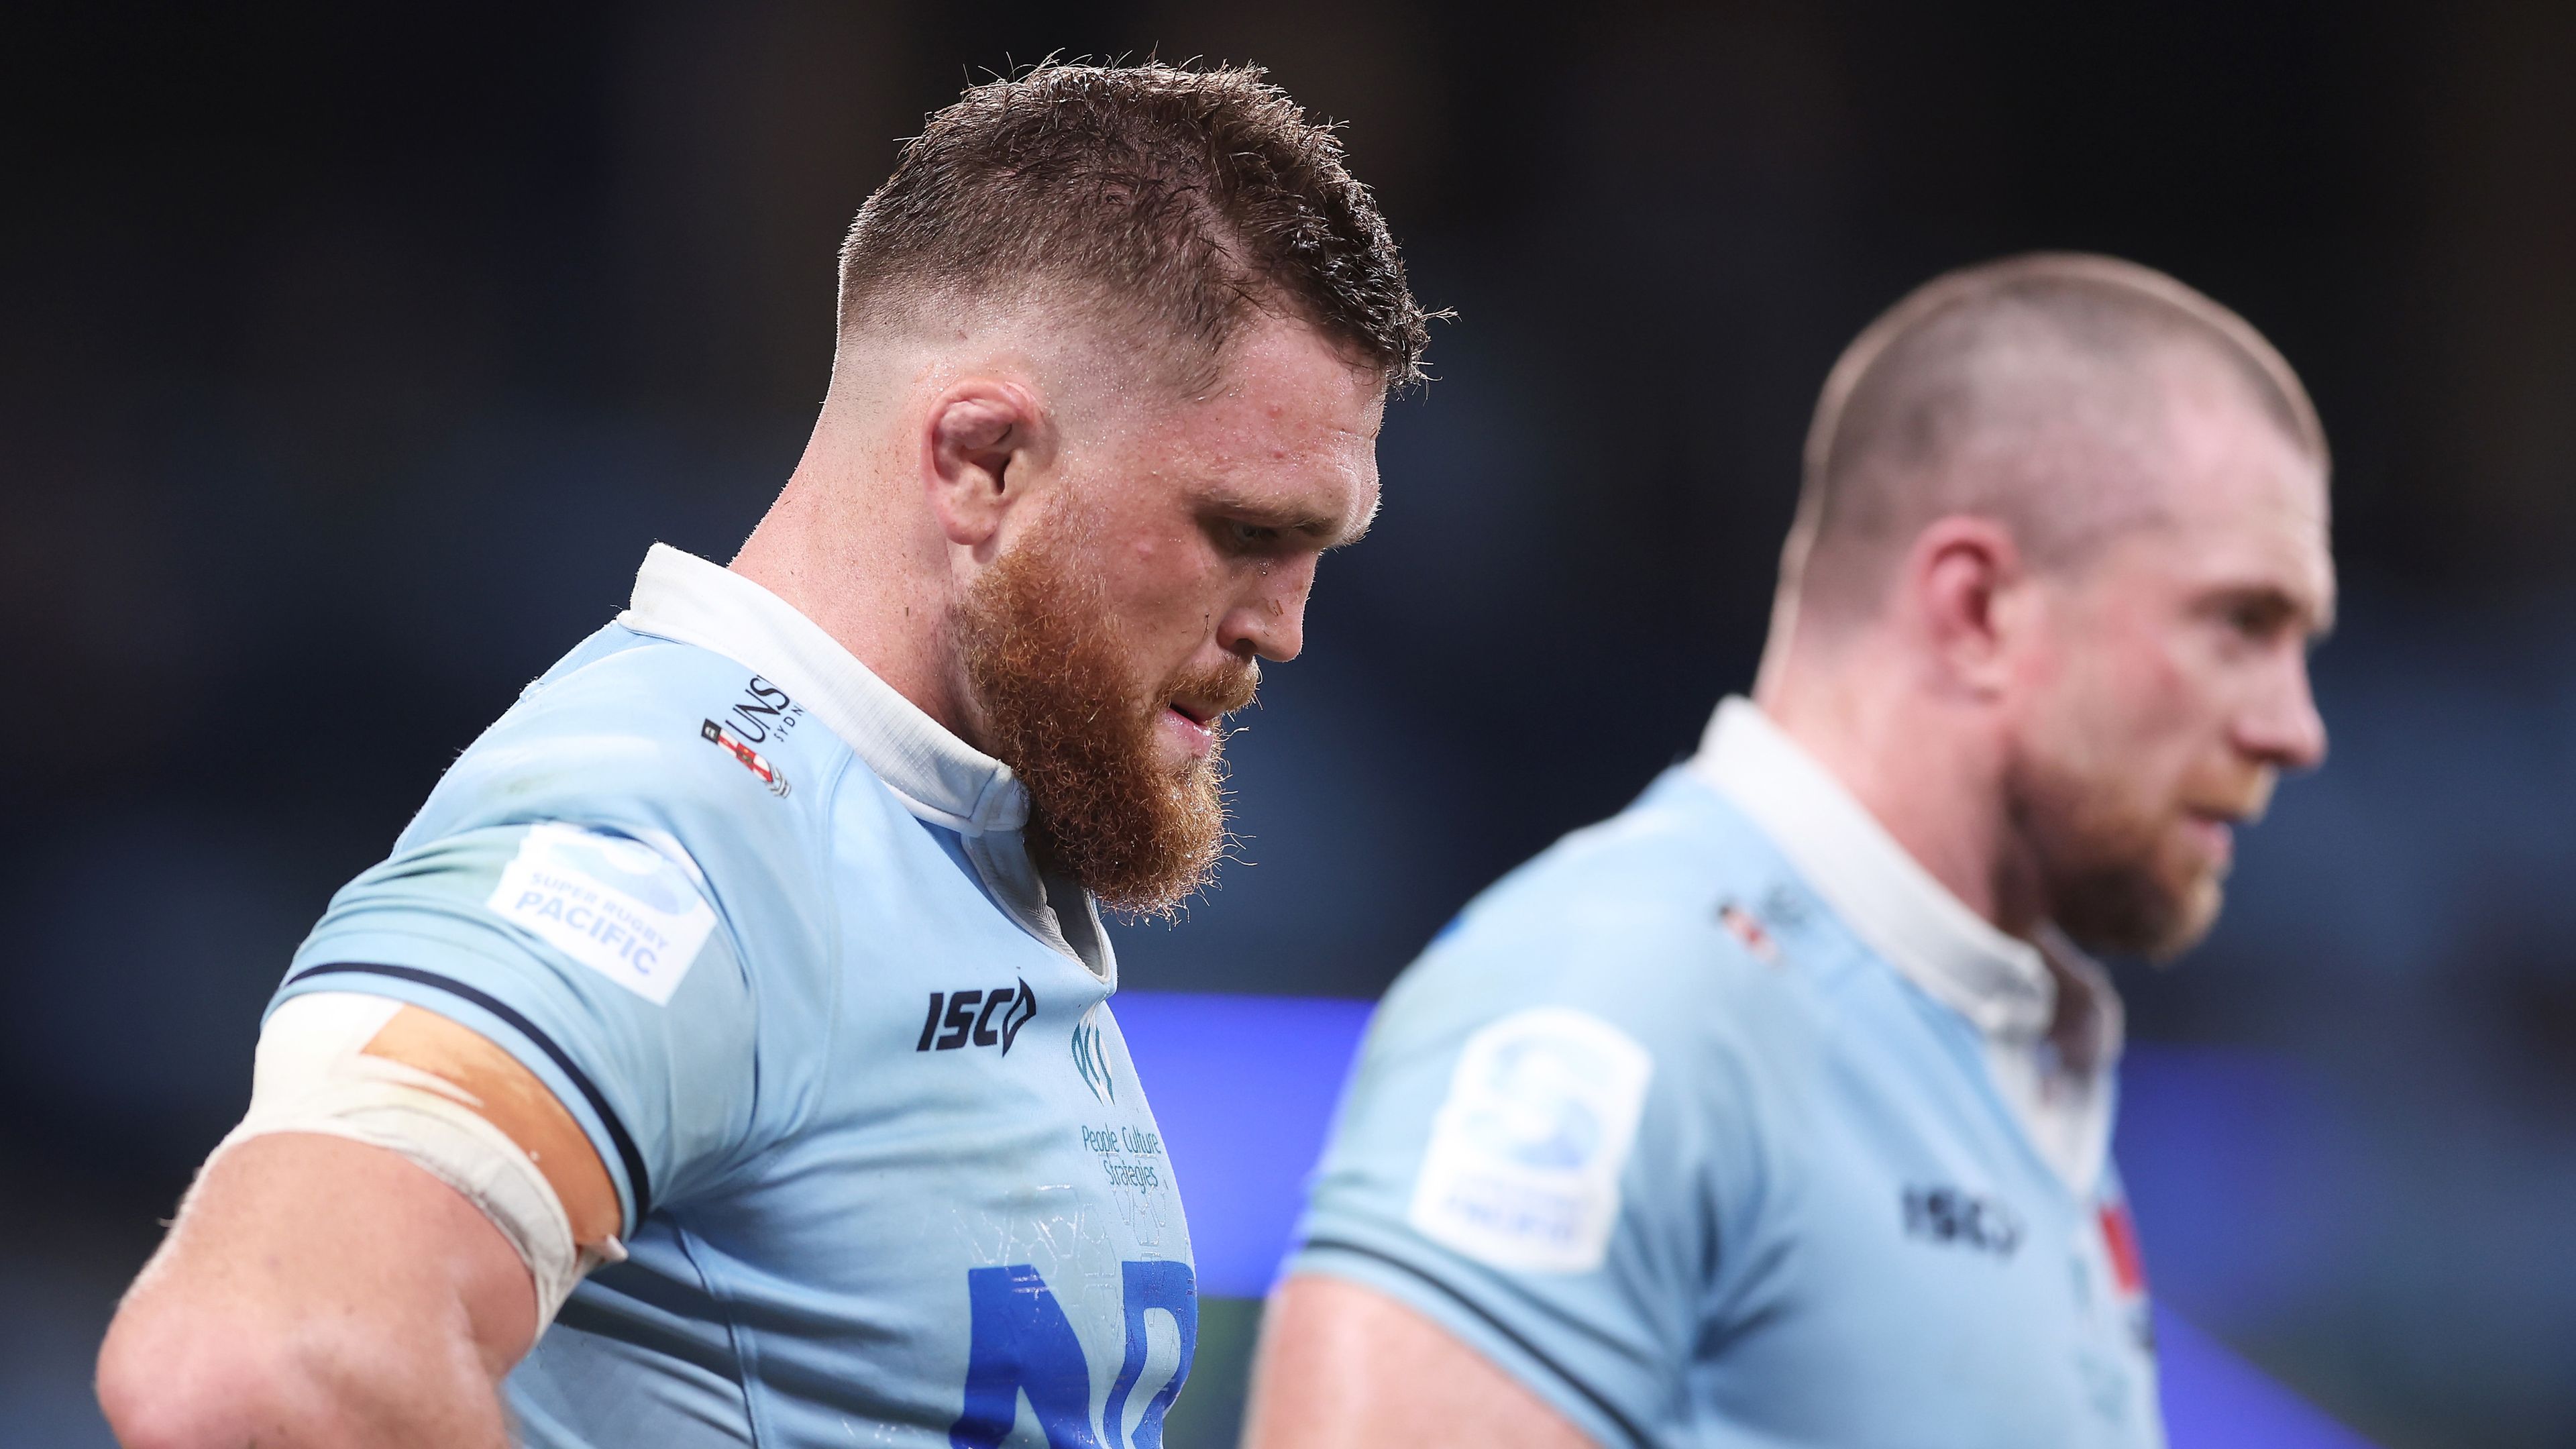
[1246,1274,1597,1449]
[100,1131,534,1448]
[361,1003,623,1246]
[219,991,624,1328]
[171,1130,544,1367]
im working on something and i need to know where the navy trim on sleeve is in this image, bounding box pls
[284,961,655,1224]
[1298,1235,1655,1449]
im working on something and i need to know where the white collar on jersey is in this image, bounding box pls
[1690,695,2121,1192]
[616,543,1110,977]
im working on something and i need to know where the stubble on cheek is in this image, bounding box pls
[2006,738,2223,961]
[2006,606,2243,957]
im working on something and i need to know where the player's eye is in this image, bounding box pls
[1220,519,1281,551]
[2212,591,2295,645]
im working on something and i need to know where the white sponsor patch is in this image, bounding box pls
[1408,1007,1654,1274]
[486,823,716,1006]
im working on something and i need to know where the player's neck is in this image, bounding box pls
[1756,648,2044,942]
[731,456,977,749]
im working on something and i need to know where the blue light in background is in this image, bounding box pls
[1117,991,1375,1296]
[2156,1309,2378,1449]
[1116,989,2375,1448]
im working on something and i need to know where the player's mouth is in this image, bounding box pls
[2179,808,2241,867]
[1160,700,1218,759]
[2179,772,2274,869]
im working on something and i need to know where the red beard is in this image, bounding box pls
[956,514,1258,918]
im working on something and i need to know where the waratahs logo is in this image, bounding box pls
[1072,1003,1117,1104]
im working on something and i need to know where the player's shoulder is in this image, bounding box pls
[411,624,847,885]
[1442,766,1798,985]
[1381,765,1829,1062]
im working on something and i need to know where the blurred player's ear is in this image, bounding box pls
[924,378,1057,555]
[1908,516,2027,698]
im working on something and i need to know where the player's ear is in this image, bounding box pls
[924,378,1057,555]
[1909,515,2025,697]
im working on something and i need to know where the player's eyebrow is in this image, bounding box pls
[1203,490,1375,548]
[2216,581,2337,641]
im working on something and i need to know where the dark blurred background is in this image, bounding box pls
[6,3,2575,1444]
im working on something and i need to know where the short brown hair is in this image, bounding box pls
[839,61,1432,388]
[1784,252,2326,621]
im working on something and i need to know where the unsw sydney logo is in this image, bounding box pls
[700,676,804,797]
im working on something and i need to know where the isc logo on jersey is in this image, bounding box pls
[916,983,1038,1055]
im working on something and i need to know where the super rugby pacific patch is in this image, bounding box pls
[486,823,718,1006]
[1408,1006,1654,1274]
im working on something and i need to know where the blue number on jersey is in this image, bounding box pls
[952,1261,1199,1449]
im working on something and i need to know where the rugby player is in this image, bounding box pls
[98,62,1428,1449]
[1246,254,2331,1448]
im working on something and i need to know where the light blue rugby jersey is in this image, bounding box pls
[269,545,1195,1448]
[1292,700,2163,1449]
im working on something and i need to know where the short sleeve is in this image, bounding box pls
[272,820,761,1232]
[1289,932,1769,1449]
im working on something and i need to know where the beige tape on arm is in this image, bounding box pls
[210,991,625,1330]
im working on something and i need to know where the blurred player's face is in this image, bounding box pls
[960,317,1384,916]
[2004,380,2333,959]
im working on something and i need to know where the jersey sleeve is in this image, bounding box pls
[1288,917,1776,1449]
[265,639,841,1234]
[272,819,761,1233]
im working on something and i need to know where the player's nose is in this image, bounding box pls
[2237,655,2328,773]
[1217,557,1316,663]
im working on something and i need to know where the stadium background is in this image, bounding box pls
[6,3,2575,1444]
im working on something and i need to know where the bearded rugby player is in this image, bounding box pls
[99,62,1428,1449]
[1248,254,2331,1448]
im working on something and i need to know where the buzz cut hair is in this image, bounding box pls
[837,60,1432,390]
[1782,252,2326,623]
